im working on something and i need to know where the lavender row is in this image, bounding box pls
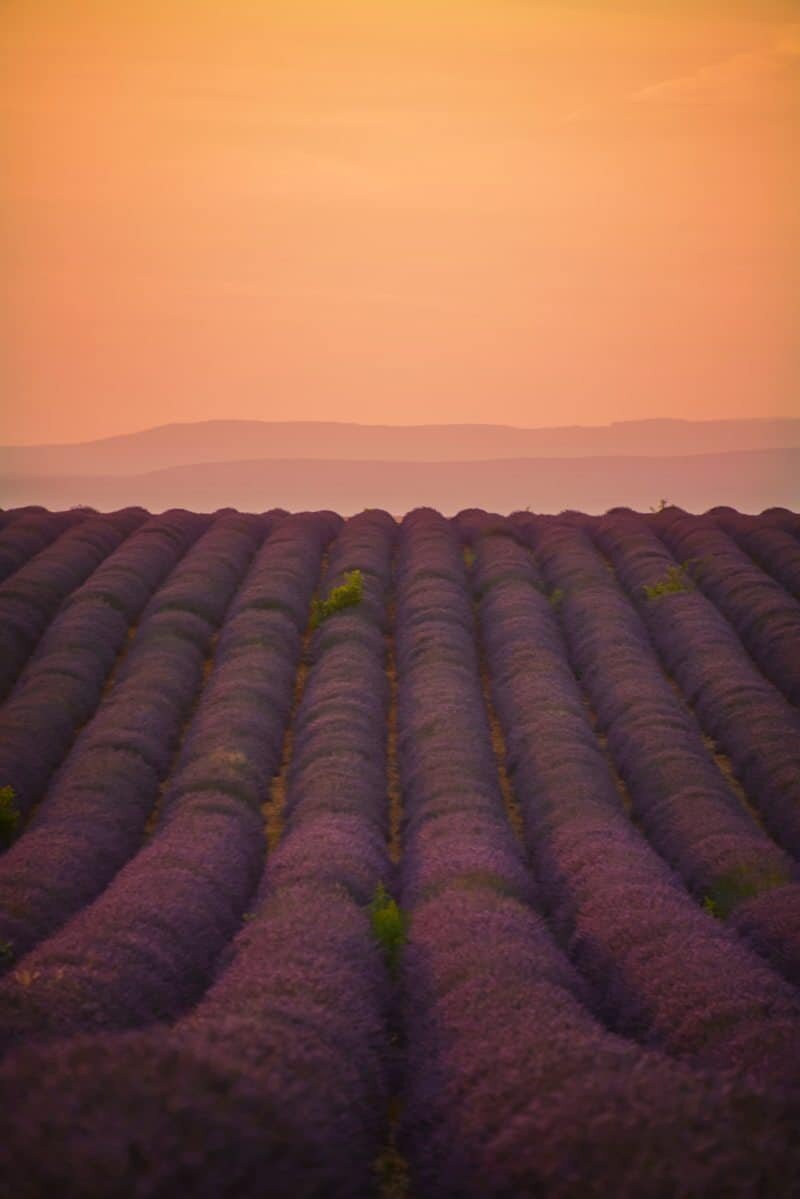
[275,508,394,876]
[394,511,799,1197]
[0,513,332,1052]
[0,509,146,699]
[711,509,800,602]
[594,513,800,859]
[0,508,21,531]
[395,508,590,1192]
[652,509,800,705]
[0,512,394,1198]
[527,520,800,985]
[0,507,86,582]
[748,506,800,537]
[395,511,534,910]
[469,522,800,1083]
[156,508,397,1195]
[0,510,208,821]
[0,512,267,974]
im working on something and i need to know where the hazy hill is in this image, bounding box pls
[3,448,798,516]
[2,417,798,478]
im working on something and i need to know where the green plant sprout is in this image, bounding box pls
[309,569,364,629]
[642,563,693,601]
[369,882,406,975]
[702,867,789,920]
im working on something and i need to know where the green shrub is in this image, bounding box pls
[0,786,19,847]
[642,563,693,601]
[369,883,406,975]
[309,569,363,630]
[702,866,790,920]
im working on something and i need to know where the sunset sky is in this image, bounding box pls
[2,1,798,444]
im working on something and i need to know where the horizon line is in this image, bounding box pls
[4,413,799,450]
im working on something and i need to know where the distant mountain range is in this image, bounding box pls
[2,417,799,478]
[3,447,798,516]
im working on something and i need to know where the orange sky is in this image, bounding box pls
[2,0,798,444]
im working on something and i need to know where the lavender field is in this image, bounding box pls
[0,502,799,1197]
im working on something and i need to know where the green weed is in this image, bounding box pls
[310,569,364,630]
[702,866,789,920]
[642,563,693,601]
[369,883,406,975]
